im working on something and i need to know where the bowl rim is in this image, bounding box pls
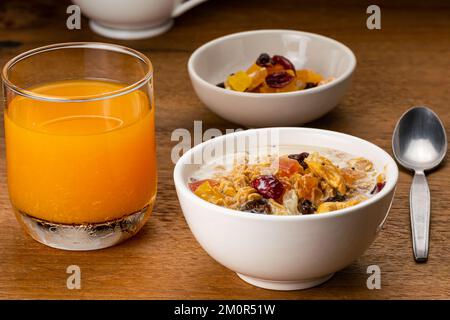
[187,29,357,98]
[174,127,398,221]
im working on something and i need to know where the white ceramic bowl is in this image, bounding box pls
[188,30,356,127]
[174,128,398,290]
[72,0,208,39]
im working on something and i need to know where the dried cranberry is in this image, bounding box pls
[265,71,295,88]
[251,175,284,199]
[298,199,315,215]
[241,198,271,214]
[272,55,296,74]
[288,152,310,169]
[325,193,346,202]
[255,53,272,67]
[304,82,317,89]
[370,181,386,194]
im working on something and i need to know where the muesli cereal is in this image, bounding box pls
[189,148,385,215]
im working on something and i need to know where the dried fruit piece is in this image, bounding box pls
[276,156,302,177]
[259,82,277,93]
[370,179,386,194]
[255,53,272,67]
[377,181,386,192]
[266,63,285,75]
[246,64,268,91]
[276,72,298,92]
[248,85,264,93]
[227,71,252,92]
[297,69,323,85]
[265,71,295,89]
[272,55,296,74]
[298,199,315,214]
[194,181,223,203]
[288,152,310,170]
[188,179,219,192]
[219,55,329,93]
[251,175,285,199]
[246,63,260,74]
[241,198,271,214]
[370,173,386,194]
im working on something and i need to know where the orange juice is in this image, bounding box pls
[4,79,157,224]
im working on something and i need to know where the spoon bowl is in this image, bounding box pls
[393,107,447,172]
[392,106,447,262]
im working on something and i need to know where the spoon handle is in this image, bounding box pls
[410,171,430,262]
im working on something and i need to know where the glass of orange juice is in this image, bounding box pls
[2,43,157,250]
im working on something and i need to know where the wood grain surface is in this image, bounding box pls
[0,0,449,299]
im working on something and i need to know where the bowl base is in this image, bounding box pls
[237,273,334,291]
[89,19,174,40]
[15,203,153,251]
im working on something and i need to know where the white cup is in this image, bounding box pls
[72,0,208,40]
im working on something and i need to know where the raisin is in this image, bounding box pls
[288,152,310,169]
[298,199,315,214]
[272,55,296,74]
[265,71,295,88]
[251,175,284,199]
[325,193,346,202]
[304,82,317,89]
[216,82,225,88]
[241,198,271,214]
[256,53,272,67]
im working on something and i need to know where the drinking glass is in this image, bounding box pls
[2,42,157,250]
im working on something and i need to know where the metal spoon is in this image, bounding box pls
[392,106,447,262]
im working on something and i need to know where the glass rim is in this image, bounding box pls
[1,42,153,103]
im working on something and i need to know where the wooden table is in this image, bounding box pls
[0,0,449,300]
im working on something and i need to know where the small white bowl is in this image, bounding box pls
[174,128,398,290]
[72,0,208,39]
[188,30,356,127]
